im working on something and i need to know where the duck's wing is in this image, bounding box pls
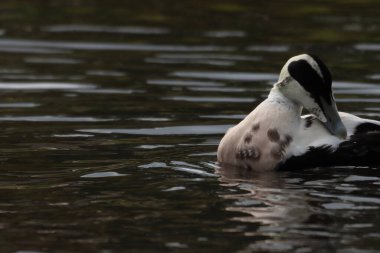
[277,112,380,170]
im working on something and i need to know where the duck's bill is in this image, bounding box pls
[318,98,347,139]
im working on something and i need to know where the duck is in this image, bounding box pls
[217,54,380,171]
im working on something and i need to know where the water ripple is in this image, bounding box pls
[162,186,186,192]
[162,96,254,103]
[138,162,168,168]
[204,30,246,38]
[0,102,39,108]
[246,45,290,52]
[355,43,380,51]
[337,98,380,103]
[172,167,217,177]
[344,175,380,182]
[24,57,82,65]
[0,74,61,81]
[335,89,380,95]
[0,38,235,52]
[42,24,169,35]
[0,116,116,122]
[154,53,260,62]
[200,114,245,119]
[137,145,174,149]
[76,88,143,94]
[311,192,380,205]
[0,46,70,54]
[145,57,235,66]
[53,134,94,138]
[187,86,247,92]
[367,74,380,80]
[333,81,380,89]
[149,52,260,65]
[86,70,126,77]
[133,117,171,122]
[171,71,278,81]
[81,171,126,178]
[147,79,225,87]
[78,124,232,135]
[0,82,95,91]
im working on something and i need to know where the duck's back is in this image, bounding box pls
[277,112,380,170]
[217,99,300,170]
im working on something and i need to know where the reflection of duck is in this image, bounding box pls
[218,167,309,227]
[217,54,380,170]
[217,166,338,252]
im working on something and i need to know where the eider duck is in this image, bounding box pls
[217,54,380,170]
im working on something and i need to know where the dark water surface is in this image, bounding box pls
[1,1,380,252]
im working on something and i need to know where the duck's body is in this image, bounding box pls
[279,112,380,170]
[217,54,380,170]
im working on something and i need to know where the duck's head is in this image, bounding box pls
[275,54,347,139]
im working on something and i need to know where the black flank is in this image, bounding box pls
[354,122,380,135]
[277,131,380,170]
[275,145,333,170]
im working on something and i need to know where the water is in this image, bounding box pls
[1,1,380,252]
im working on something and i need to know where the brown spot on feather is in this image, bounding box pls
[236,147,260,160]
[267,129,280,142]
[244,133,252,143]
[252,123,260,131]
[285,134,293,144]
[280,134,293,149]
[305,115,315,128]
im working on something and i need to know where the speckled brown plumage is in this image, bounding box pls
[280,134,293,148]
[267,129,280,142]
[252,123,260,132]
[244,133,252,144]
[236,147,260,160]
[305,115,315,128]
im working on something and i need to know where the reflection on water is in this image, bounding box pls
[0,0,380,252]
[218,165,380,252]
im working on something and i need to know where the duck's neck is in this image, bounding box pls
[267,86,303,116]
